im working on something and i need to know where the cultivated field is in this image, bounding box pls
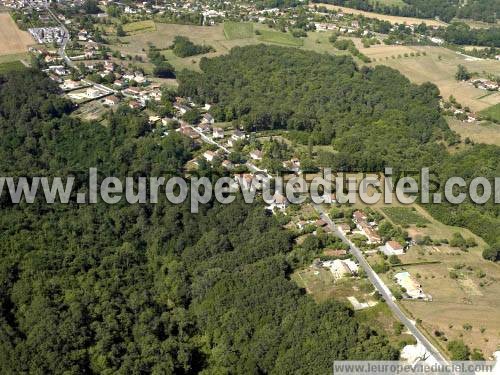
[223,21,253,40]
[258,29,303,47]
[122,20,156,35]
[480,103,500,123]
[447,117,500,146]
[310,3,447,26]
[381,207,429,226]
[0,13,34,56]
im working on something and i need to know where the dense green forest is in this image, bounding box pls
[178,45,453,171]
[0,70,399,373]
[443,23,500,48]
[311,0,500,23]
[177,44,500,253]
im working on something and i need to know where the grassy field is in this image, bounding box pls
[447,117,500,146]
[112,23,348,73]
[0,51,29,64]
[381,207,429,226]
[257,29,304,47]
[292,267,376,303]
[310,3,447,26]
[292,266,416,348]
[480,103,500,123]
[384,245,500,358]
[0,60,25,74]
[366,46,500,112]
[223,21,253,40]
[123,20,156,34]
[0,13,34,56]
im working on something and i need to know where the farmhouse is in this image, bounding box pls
[383,241,405,256]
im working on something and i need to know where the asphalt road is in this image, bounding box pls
[314,204,448,364]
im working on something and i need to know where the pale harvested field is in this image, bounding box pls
[447,117,500,146]
[397,248,500,358]
[369,46,500,112]
[0,13,34,55]
[310,3,447,26]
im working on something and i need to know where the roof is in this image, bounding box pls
[386,240,403,250]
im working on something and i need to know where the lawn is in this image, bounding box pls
[0,60,25,73]
[223,21,253,40]
[123,20,156,34]
[258,30,303,47]
[381,207,430,226]
[479,103,500,123]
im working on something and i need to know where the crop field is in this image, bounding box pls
[122,20,156,34]
[310,3,447,26]
[447,117,500,146]
[0,13,34,55]
[480,103,500,123]
[257,30,303,47]
[223,21,253,40]
[381,207,429,226]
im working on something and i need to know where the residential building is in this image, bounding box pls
[383,241,405,256]
[213,127,224,139]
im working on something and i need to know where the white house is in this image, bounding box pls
[231,129,246,141]
[203,150,217,162]
[213,127,224,139]
[383,240,405,256]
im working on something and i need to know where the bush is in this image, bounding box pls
[447,340,470,360]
